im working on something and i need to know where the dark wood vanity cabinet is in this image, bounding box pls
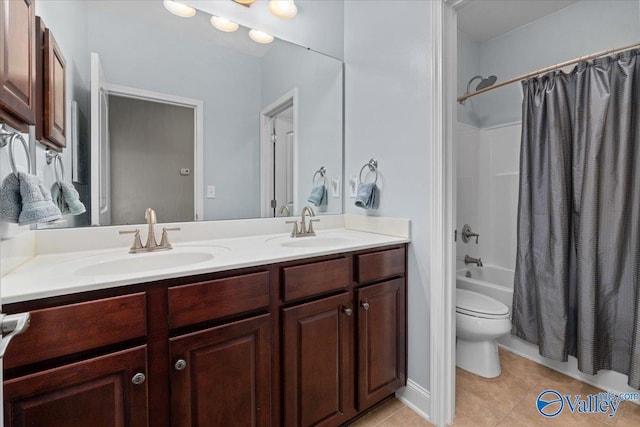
[35,16,66,150]
[2,244,408,427]
[170,314,272,427]
[4,346,149,427]
[0,0,37,131]
[282,293,354,426]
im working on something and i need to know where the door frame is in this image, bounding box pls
[260,88,298,218]
[104,83,204,221]
[429,1,460,426]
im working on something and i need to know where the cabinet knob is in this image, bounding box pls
[342,307,353,316]
[175,359,187,371]
[131,372,146,385]
[361,302,370,311]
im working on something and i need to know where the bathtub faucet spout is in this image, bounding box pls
[464,254,483,267]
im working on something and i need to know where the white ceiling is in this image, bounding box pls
[458,0,579,42]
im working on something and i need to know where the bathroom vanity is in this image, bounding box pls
[1,222,408,427]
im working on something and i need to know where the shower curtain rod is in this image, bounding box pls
[457,41,640,104]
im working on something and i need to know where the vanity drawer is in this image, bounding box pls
[356,247,405,283]
[168,271,270,329]
[4,293,147,369]
[282,257,350,301]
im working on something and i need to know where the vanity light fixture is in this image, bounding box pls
[249,29,274,44]
[269,0,297,19]
[163,0,196,18]
[233,0,256,6]
[211,16,240,32]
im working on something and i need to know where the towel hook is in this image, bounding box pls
[358,158,378,184]
[0,125,31,175]
[312,166,327,185]
[45,149,64,183]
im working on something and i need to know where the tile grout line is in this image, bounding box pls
[373,404,406,426]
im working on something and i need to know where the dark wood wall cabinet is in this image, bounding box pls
[0,0,37,132]
[3,244,408,427]
[35,16,66,150]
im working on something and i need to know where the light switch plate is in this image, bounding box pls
[207,185,216,198]
[331,177,341,198]
[348,175,358,198]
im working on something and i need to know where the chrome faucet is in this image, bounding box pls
[464,254,483,267]
[119,208,181,253]
[285,206,320,238]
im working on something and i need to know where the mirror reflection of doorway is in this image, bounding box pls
[108,96,195,225]
[260,89,297,218]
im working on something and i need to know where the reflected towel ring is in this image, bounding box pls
[312,166,327,185]
[6,133,31,176]
[45,149,64,182]
[358,158,378,184]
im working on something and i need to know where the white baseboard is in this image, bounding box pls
[395,379,431,421]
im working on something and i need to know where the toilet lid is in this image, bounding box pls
[456,289,509,317]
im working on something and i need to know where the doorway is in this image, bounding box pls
[108,96,195,225]
[260,89,298,218]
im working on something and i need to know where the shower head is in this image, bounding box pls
[466,75,498,94]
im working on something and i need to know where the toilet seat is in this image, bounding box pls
[456,289,510,319]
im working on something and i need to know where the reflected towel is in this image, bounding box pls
[307,185,327,207]
[0,173,21,223]
[52,181,86,215]
[354,182,377,209]
[18,172,61,225]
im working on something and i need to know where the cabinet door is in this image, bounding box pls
[0,0,36,129]
[282,293,353,427]
[356,278,406,410]
[170,314,271,427]
[3,345,148,427]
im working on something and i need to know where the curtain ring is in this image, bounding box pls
[8,133,31,176]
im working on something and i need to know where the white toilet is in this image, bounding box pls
[456,288,511,378]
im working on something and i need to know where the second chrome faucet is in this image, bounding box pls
[286,206,320,237]
[120,208,181,253]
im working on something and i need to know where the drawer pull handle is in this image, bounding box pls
[131,373,146,385]
[342,307,353,316]
[361,302,370,311]
[175,359,187,371]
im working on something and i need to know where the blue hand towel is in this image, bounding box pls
[354,182,377,209]
[51,181,86,215]
[18,172,61,225]
[0,173,21,223]
[307,185,327,207]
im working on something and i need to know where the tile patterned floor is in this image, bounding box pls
[349,348,640,426]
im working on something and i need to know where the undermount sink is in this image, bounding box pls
[73,249,222,277]
[277,236,359,248]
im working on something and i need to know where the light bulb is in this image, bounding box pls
[249,29,274,44]
[269,0,297,19]
[163,0,196,18]
[211,16,239,32]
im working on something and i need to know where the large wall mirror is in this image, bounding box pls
[35,0,343,228]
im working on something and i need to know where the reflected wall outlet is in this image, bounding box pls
[348,175,358,198]
[207,185,216,198]
[331,177,341,198]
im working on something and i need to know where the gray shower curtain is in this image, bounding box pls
[512,49,640,388]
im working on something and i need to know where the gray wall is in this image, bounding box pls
[85,3,263,221]
[344,0,432,390]
[261,42,343,215]
[459,0,640,128]
[109,96,194,225]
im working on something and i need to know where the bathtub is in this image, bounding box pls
[455,264,514,310]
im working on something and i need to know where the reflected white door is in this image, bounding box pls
[90,52,111,226]
[274,113,294,217]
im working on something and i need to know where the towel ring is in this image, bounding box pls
[358,158,378,184]
[4,132,32,176]
[312,166,327,185]
[45,149,64,182]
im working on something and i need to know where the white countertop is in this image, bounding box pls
[1,227,409,304]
